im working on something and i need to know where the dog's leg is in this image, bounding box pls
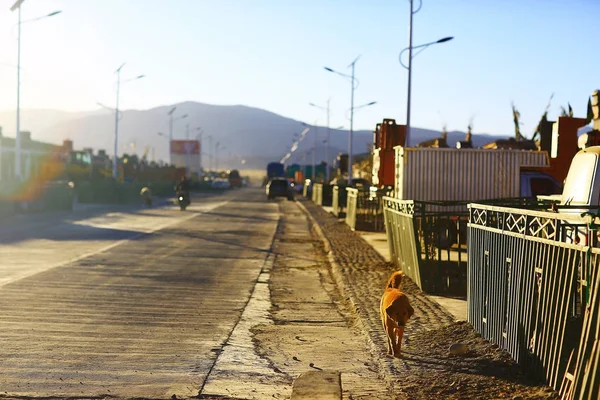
[386,322,396,356]
[393,326,405,357]
[381,298,393,355]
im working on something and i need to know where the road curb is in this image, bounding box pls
[294,200,398,392]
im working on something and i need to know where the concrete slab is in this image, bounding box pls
[291,371,341,400]
[356,232,390,262]
[322,206,334,215]
[429,295,468,321]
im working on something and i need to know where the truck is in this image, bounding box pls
[266,162,284,179]
[393,147,561,203]
[228,169,242,188]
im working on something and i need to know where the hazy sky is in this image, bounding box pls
[0,0,598,137]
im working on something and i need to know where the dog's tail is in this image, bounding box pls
[386,271,405,289]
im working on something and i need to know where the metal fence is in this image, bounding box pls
[383,197,471,294]
[382,197,568,294]
[468,204,600,397]
[346,188,394,232]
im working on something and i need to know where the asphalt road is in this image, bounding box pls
[0,189,280,398]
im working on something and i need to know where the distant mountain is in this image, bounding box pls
[0,102,508,169]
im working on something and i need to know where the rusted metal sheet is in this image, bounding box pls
[394,147,550,201]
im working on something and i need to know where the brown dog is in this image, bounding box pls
[380,271,414,357]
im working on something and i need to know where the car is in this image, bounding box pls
[211,178,231,189]
[266,178,294,200]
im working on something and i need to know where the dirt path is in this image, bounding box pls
[298,199,559,400]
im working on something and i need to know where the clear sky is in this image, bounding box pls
[0,0,598,137]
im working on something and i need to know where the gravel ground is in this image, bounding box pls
[298,198,559,400]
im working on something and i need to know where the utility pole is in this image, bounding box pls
[312,123,318,181]
[325,99,331,181]
[185,123,190,177]
[207,136,213,171]
[15,3,22,180]
[406,0,414,147]
[215,141,220,171]
[168,107,176,166]
[348,59,357,185]
[113,63,125,179]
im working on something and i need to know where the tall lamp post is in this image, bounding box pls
[113,63,144,179]
[215,142,226,171]
[309,100,331,181]
[402,1,453,146]
[10,0,61,180]
[166,107,188,165]
[325,56,360,184]
[195,127,204,172]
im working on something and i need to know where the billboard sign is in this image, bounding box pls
[170,140,201,174]
[171,140,200,155]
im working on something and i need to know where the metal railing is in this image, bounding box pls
[468,203,600,396]
[346,187,393,232]
[383,197,470,294]
[382,197,578,294]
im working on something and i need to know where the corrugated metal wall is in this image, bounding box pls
[394,147,549,201]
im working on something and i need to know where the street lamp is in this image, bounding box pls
[113,63,144,179]
[302,122,320,181]
[10,0,61,180]
[166,107,188,165]
[194,127,204,172]
[206,135,214,171]
[215,142,226,171]
[402,1,454,146]
[344,101,377,120]
[309,100,332,181]
[324,55,360,184]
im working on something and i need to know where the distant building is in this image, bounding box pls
[0,129,66,181]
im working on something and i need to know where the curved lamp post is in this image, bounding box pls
[166,107,187,166]
[401,9,453,147]
[324,55,360,184]
[113,63,144,179]
[10,0,61,180]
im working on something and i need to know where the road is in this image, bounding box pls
[0,189,281,398]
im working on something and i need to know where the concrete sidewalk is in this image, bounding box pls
[200,198,393,399]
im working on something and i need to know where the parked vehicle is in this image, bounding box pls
[211,178,231,189]
[228,169,243,188]
[266,178,293,201]
[267,162,285,179]
[392,147,558,202]
[543,146,600,246]
[520,170,563,198]
[559,146,600,207]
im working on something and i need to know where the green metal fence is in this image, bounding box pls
[468,204,600,397]
[383,197,470,294]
